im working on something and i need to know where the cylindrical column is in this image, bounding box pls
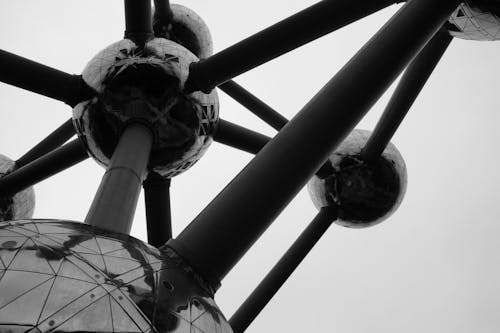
[144,173,172,247]
[214,119,271,155]
[16,119,76,168]
[229,207,337,333]
[153,0,172,21]
[85,124,153,235]
[361,29,453,161]
[186,0,396,92]
[124,0,154,45]
[168,0,460,288]
[0,139,88,196]
[0,49,94,107]
[219,81,288,131]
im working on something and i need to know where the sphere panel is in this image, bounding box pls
[0,220,232,333]
[0,155,35,221]
[447,3,500,40]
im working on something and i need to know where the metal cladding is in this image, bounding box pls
[0,220,233,333]
[73,38,219,178]
[307,129,407,228]
[154,4,214,59]
[0,155,35,221]
[446,2,500,40]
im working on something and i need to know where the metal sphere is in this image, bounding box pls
[73,38,219,178]
[446,2,500,40]
[0,220,233,333]
[307,129,407,228]
[0,155,35,221]
[154,4,214,59]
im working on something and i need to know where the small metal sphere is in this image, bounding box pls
[73,38,219,178]
[446,2,500,41]
[0,219,233,333]
[307,129,407,228]
[154,4,213,59]
[0,155,35,221]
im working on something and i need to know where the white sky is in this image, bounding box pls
[1,1,500,332]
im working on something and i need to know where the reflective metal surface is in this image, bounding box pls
[307,129,407,228]
[0,155,35,221]
[0,220,233,333]
[154,4,214,59]
[447,3,500,40]
[73,38,219,178]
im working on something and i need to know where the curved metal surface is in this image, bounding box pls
[74,38,219,178]
[0,220,232,333]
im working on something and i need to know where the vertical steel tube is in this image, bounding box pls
[144,173,172,247]
[186,0,397,92]
[16,119,76,168]
[229,207,337,333]
[124,0,154,45]
[0,139,88,196]
[219,81,288,131]
[85,124,153,235]
[168,0,460,287]
[361,29,453,161]
[153,0,173,22]
[214,119,271,155]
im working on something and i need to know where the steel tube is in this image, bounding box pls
[16,119,76,168]
[153,0,173,36]
[144,173,172,247]
[214,119,271,155]
[0,49,94,107]
[85,124,153,235]
[219,81,288,131]
[0,139,88,196]
[229,207,337,333]
[186,0,397,93]
[124,0,154,45]
[361,29,453,161]
[168,0,460,288]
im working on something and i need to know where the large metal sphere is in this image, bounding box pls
[0,155,35,221]
[307,129,407,228]
[446,2,500,40]
[74,38,219,178]
[0,220,233,333]
[154,4,213,59]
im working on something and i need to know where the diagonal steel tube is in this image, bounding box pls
[219,81,288,131]
[0,49,94,107]
[16,119,76,168]
[214,119,271,155]
[229,207,337,333]
[144,173,172,247]
[186,0,398,93]
[0,139,88,196]
[361,28,453,161]
[85,124,153,235]
[168,0,461,288]
[124,0,154,45]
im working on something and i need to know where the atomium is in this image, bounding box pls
[1,0,500,332]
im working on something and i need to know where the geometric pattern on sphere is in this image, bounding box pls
[0,220,233,333]
[447,3,500,40]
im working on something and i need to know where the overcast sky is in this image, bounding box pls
[1,1,500,332]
